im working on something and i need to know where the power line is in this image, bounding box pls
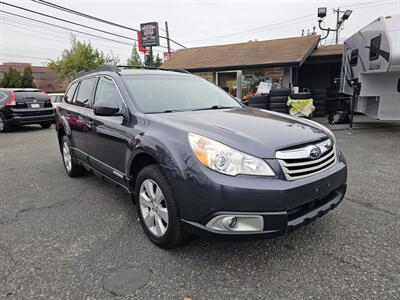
[30,0,186,48]
[183,0,397,44]
[0,10,170,53]
[0,10,137,48]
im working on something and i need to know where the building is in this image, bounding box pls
[162,36,343,99]
[0,62,69,93]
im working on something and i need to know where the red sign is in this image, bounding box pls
[137,32,147,53]
[163,52,171,61]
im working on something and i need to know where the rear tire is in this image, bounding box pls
[61,135,85,177]
[0,115,10,133]
[135,164,186,249]
[40,122,52,129]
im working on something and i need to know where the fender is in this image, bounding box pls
[125,133,189,181]
[57,115,72,136]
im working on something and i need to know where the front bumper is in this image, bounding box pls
[165,152,347,239]
[181,183,346,240]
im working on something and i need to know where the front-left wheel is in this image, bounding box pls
[61,135,86,177]
[135,164,186,249]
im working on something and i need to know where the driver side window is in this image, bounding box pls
[94,76,125,111]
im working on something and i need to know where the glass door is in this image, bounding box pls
[216,71,241,98]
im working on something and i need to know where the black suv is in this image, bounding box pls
[0,88,55,132]
[55,66,347,249]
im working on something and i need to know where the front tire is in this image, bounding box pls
[61,135,85,177]
[135,164,186,249]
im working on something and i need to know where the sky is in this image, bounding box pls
[0,0,399,66]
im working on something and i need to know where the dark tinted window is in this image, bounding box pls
[397,78,400,93]
[14,91,48,102]
[123,75,241,113]
[64,82,78,104]
[94,76,125,111]
[74,78,96,108]
[369,34,381,61]
[350,49,358,66]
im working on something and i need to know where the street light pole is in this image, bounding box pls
[165,21,171,55]
[317,7,352,43]
[335,8,340,44]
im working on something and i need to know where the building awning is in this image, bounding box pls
[162,35,320,71]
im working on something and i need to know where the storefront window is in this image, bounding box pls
[192,72,215,83]
[241,67,283,100]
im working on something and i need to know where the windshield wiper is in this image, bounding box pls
[192,105,236,111]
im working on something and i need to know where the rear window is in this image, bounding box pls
[14,90,48,101]
[64,82,78,104]
[73,78,96,108]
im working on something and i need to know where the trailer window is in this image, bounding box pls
[350,49,359,66]
[369,34,381,61]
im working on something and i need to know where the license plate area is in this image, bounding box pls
[31,103,40,108]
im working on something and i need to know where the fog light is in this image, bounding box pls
[221,216,238,229]
[206,215,264,232]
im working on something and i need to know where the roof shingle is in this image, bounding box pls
[162,35,320,71]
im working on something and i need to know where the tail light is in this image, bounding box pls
[6,90,16,106]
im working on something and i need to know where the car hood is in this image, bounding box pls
[148,107,329,158]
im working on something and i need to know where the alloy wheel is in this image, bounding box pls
[62,141,72,172]
[139,179,169,237]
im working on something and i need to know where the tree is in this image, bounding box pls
[127,43,142,67]
[48,35,120,79]
[153,54,163,68]
[21,67,36,88]
[1,68,22,88]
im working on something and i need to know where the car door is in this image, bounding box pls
[86,76,129,184]
[65,77,97,161]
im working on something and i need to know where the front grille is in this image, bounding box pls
[276,139,337,181]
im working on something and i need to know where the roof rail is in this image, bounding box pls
[117,65,191,74]
[75,65,121,78]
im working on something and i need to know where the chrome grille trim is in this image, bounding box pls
[276,139,337,181]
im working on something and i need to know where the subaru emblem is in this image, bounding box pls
[309,147,322,159]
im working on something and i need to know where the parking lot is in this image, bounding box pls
[0,117,399,299]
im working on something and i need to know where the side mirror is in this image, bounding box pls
[94,101,120,116]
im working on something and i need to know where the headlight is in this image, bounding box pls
[188,133,275,176]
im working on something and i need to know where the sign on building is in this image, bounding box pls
[140,22,160,47]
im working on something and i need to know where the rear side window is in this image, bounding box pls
[64,82,78,104]
[94,76,125,111]
[369,34,381,61]
[397,78,400,93]
[350,49,358,66]
[73,78,96,108]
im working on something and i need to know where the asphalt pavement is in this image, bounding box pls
[0,117,399,299]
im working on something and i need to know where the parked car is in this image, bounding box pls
[48,93,65,109]
[0,88,55,132]
[55,67,347,249]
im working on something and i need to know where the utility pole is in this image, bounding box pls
[334,8,340,44]
[165,21,171,55]
[317,7,352,43]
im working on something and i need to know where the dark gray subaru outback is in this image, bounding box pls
[55,66,347,248]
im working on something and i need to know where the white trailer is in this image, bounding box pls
[340,15,400,120]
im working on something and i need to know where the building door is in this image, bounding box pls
[216,71,242,98]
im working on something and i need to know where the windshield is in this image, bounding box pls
[123,74,241,113]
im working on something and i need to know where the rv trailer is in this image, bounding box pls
[340,15,400,120]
